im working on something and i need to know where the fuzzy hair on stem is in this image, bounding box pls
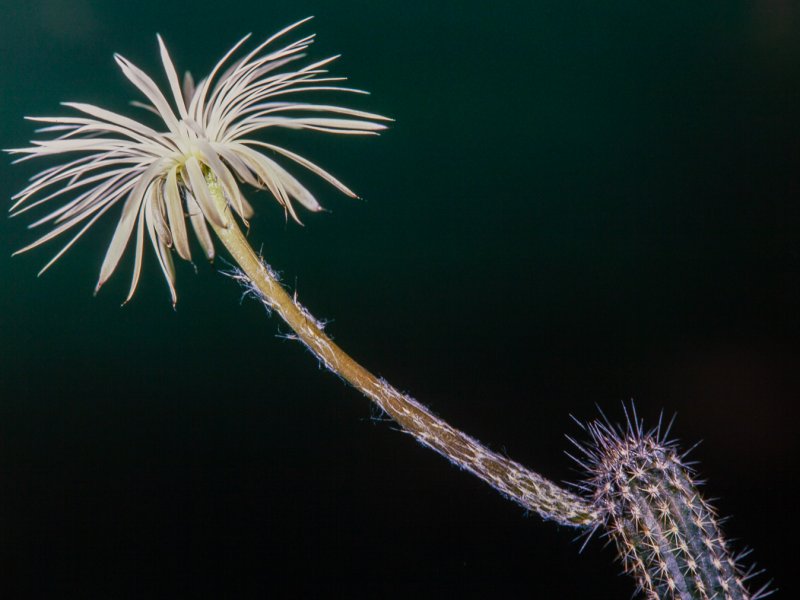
[207,170,598,526]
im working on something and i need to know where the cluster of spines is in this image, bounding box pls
[570,407,771,600]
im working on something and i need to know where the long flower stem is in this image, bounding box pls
[206,177,598,527]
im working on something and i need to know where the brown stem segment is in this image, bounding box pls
[207,179,598,526]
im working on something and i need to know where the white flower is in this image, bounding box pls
[8,18,389,304]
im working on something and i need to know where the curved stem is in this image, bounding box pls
[207,177,599,527]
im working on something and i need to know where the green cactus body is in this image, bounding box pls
[574,412,770,600]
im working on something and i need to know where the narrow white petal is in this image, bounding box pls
[288,117,387,131]
[123,202,148,304]
[184,156,227,227]
[182,71,195,105]
[156,35,189,119]
[164,166,191,261]
[114,53,181,133]
[240,196,254,219]
[96,160,167,290]
[244,102,391,123]
[211,142,261,188]
[95,191,143,291]
[186,192,215,260]
[146,197,177,305]
[129,100,161,116]
[159,238,178,305]
[244,140,357,197]
[149,177,172,245]
[62,102,165,140]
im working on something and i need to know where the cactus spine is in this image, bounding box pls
[573,410,771,600]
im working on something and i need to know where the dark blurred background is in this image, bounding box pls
[1,1,798,597]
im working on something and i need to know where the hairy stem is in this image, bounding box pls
[206,177,598,526]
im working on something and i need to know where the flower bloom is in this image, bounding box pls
[8,18,389,304]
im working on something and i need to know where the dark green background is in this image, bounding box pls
[1,1,798,597]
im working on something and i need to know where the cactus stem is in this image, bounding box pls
[571,404,772,600]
